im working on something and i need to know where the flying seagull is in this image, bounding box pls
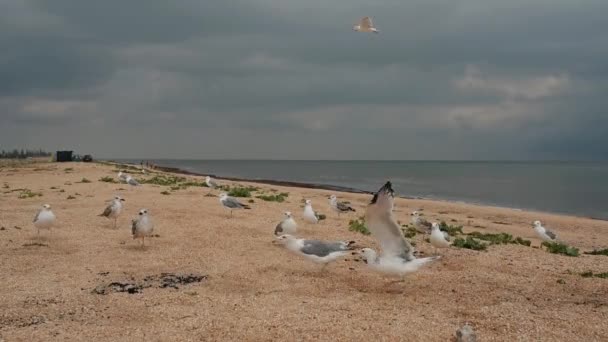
[533,220,558,243]
[275,211,297,236]
[302,199,319,224]
[329,195,355,216]
[219,192,251,216]
[131,209,154,247]
[430,222,451,253]
[411,211,432,234]
[33,204,56,235]
[99,195,125,228]
[353,16,380,33]
[357,182,440,278]
[274,234,355,271]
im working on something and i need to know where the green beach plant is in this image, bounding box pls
[452,236,487,251]
[349,217,370,235]
[580,271,608,279]
[584,248,608,256]
[99,176,116,183]
[541,241,579,257]
[256,192,289,202]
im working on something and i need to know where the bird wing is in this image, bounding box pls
[127,178,139,186]
[301,240,350,257]
[33,209,42,223]
[223,197,246,209]
[361,16,373,29]
[367,214,415,261]
[209,179,219,188]
[131,219,137,235]
[337,202,355,212]
[545,229,557,240]
[442,231,450,241]
[419,217,432,228]
[100,204,113,217]
[274,222,284,235]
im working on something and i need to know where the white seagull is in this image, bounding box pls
[430,222,451,253]
[125,175,140,187]
[205,176,220,189]
[275,234,355,270]
[353,16,380,33]
[533,220,558,243]
[302,199,319,224]
[329,195,356,216]
[411,211,432,234]
[274,211,297,236]
[357,182,440,278]
[131,209,154,247]
[99,195,125,228]
[118,171,128,183]
[33,204,56,235]
[219,192,251,216]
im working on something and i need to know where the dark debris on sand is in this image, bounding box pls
[92,272,208,295]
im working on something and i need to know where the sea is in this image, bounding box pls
[117,160,608,220]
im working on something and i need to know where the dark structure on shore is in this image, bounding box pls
[55,151,73,162]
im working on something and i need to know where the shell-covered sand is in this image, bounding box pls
[1,160,607,341]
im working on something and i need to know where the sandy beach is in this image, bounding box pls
[1,160,607,341]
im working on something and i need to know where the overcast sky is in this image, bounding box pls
[1,0,607,160]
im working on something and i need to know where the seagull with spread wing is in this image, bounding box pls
[353,16,380,33]
[357,182,440,278]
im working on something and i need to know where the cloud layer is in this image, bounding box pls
[1,0,607,159]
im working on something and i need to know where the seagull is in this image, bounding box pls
[456,323,477,342]
[205,176,220,189]
[274,234,355,270]
[533,220,558,243]
[33,204,56,235]
[125,175,140,186]
[99,195,125,228]
[430,222,451,253]
[118,171,128,183]
[131,209,154,247]
[353,16,380,33]
[219,192,251,216]
[411,211,432,234]
[329,195,355,216]
[275,211,297,236]
[302,199,319,224]
[357,182,440,279]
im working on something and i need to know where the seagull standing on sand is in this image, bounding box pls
[533,220,558,243]
[118,171,128,183]
[430,222,451,253]
[274,234,355,270]
[329,195,355,216]
[353,16,380,33]
[132,209,154,247]
[302,199,319,224]
[219,192,251,216]
[33,204,56,235]
[411,211,432,234]
[99,196,125,228]
[205,176,220,189]
[125,175,139,187]
[275,211,297,236]
[357,182,440,279]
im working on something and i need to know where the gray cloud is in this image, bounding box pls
[1,0,607,160]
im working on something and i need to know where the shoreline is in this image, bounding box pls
[110,160,607,222]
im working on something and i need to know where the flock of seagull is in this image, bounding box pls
[33,167,560,281]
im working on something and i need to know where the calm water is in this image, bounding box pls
[119,160,608,220]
